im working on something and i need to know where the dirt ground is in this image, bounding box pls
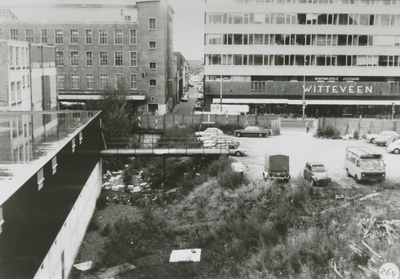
[237,123,400,189]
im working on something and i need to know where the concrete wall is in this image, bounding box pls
[318,117,400,136]
[33,160,102,279]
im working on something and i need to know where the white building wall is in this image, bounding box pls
[33,160,102,279]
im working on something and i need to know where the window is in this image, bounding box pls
[52,156,57,175]
[150,79,157,87]
[10,82,15,103]
[86,51,93,67]
[16,81,21,101]
[100,52,108,67]
[15,47,19,67]
[149,62,157,70]
[149,41,157,49]
[125,15,131,21]
[70,29,79,44]
[37,168,44,190]
[41,29,47,44]
[9,47,14,67]
[27,74,30,87]
[114,30,123,45]
[55,29,63,44]
[25,29,33,42]
[85,29,92,45]
[22,76,25,88]
[129,30,137,45]
[10,29,18,40]
[70,51,79,66]
[149,18,156,30]
[115,51,123,67]
[115,74,123,89]
[99,29,108,45]
[130,74,137,89]
[71,74,80,89]
[56,51,64,66]
[86,74,93,89]
[129,52,137,67]
[100,74,108,89]
[57,74,65,89]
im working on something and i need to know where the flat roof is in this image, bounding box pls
[0,110,101,206]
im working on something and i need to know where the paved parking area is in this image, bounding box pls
[236,125,399,187]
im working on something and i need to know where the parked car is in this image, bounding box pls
[386,135,400,147]
[194,105,204,112]
[234,126,269,137]
[228,145,247,156]
[374,131,400,146]
[387,139,400,154]
[303,161,331,186]
[366,131,397,144]
[262,153,290,181]
[198,135,217,142]
[195,128,224,137]
[180,94,189,102]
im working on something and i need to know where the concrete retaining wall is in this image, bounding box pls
[33,160,102,279]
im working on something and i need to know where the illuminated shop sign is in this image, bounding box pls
[303,85,373,94]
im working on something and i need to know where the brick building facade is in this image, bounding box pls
[0,0,174,114]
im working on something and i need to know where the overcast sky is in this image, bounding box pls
[2,0,205,61]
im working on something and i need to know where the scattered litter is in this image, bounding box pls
[362,240,383,259]
[359,193,381,201]
[169,249,201,263]
[361,215,400,245]
[335,195,344,200]
[111,185,120,191]
[93,263,136,279]
[341,134,354,140]
[127,185,134,190]
[73,261,93,271]
[133,186,141,193]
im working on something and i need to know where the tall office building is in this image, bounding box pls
[204,0,400,117]
[0,0,175,115]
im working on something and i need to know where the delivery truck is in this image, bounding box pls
[263,154,290,182]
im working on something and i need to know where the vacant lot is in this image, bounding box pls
[238,125,400,188]
[71,123,400,279]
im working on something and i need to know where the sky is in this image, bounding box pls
[1,0,205,61]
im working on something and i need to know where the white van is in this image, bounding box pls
[344,146,385,183]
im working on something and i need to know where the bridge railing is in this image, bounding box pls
[103,137,234,155]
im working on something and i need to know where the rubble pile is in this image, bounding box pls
[361,215,400,245]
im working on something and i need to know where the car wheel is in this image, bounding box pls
[346,169,351,177]
[236,133,241,137]
[258,133,263,137]
[371,138,376,143]
[355,175,361,183]
[263,173,267,181]
[394,148,400,154]
[235,151,241,156]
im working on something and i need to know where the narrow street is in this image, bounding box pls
[172,86,198,115]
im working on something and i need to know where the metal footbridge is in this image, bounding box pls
[100,138,237,157]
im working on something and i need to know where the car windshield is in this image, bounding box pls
[360,159,384,169]
[311,165,325,172]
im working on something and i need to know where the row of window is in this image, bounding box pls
[10,76,30,104]
[9,46,29,67]
[206,34,400,47]
[5,28,138,45]
[208,0,399,5]
[56,73,157,90]
[206,12,400,26]
[56,51,158,69]
[205,54,400,66]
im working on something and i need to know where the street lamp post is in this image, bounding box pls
[219,56,223,112]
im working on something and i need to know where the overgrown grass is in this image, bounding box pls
[315,126,341,139]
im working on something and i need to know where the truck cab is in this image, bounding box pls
[344,146,386,183]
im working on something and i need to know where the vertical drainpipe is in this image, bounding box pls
[41,45,45,111]
[28,43,33,111]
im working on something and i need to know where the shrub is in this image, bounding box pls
[100,223,112,237]
[218,168,243,190]
[87,219,100,232]
[353,130,359,140]
[96,191,109,210]
[316,126,341,139]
